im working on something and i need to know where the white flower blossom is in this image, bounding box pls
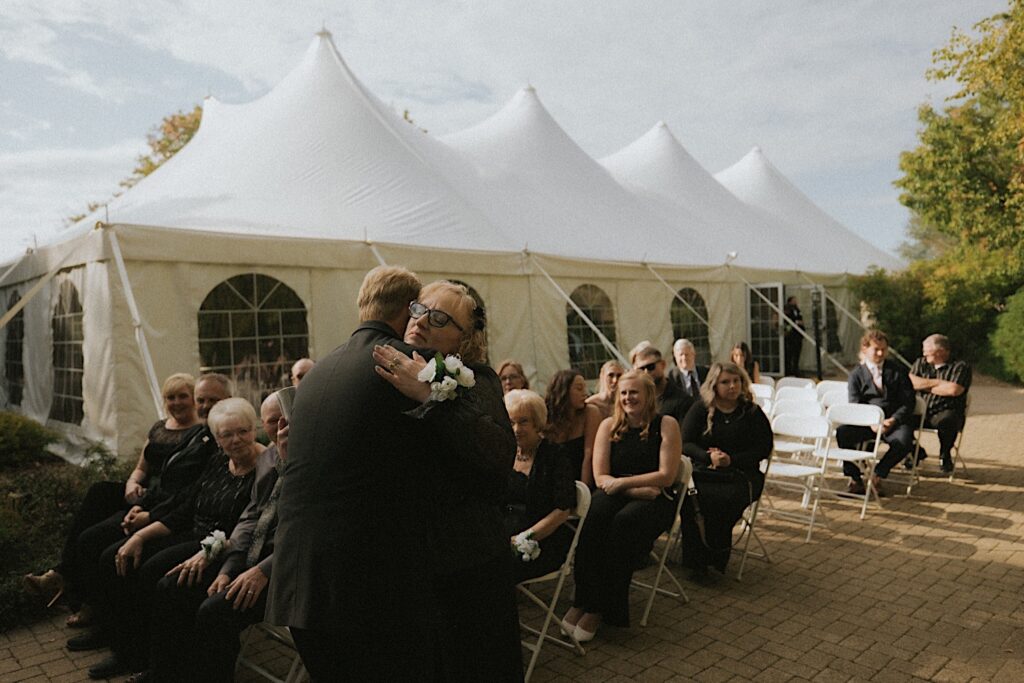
[439,375,458,394]
[443,355,463,374]
[417,360,438,383]
[512,530,541,562]
[455,365,475,388]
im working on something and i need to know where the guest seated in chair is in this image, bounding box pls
[586,360,625,420]
[679,362,772,579]
[503,389,576,584]
[561,371,681,642]
[839,330,915,494]
[730,342,761,385]
[909,333,971,473]
[497,359,530,394]
[545,368,602,488]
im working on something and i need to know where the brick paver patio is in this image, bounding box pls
[3,379,1023,682]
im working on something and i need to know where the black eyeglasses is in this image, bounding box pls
[409,301,465,332]
[637,361,660,373]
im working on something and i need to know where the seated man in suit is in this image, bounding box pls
[633,343,694,429]
[667,338,708,399]
[909,334,971,473]
[838,330,915,495]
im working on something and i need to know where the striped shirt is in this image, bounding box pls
[910,357,972,417]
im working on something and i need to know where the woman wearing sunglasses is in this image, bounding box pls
[373,280,523,681]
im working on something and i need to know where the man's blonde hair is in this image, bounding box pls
[357,266,421,323]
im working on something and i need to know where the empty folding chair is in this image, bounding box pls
[237,622,307,683]
[518,481,592,681]
[751,383,774,402]
[764,414,831,541]
[816,380,848,401]
[754,396,773,415]
[821,388,850,409]
[818,403,885,519]
[774,386,817,403]
[771,399,823,418]
[754,376,775,389]
[632,455,693,627]
[776,377,815,391]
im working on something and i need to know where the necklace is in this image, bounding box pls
[515,452,534,462]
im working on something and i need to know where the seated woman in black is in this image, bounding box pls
[561,371,681,642]
[544,368,602,488]
[86,397,267,680]
[502,389,576,583]
[680,362,772,578]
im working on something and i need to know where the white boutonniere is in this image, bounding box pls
[417,352,475,402]
[200,529,227,560]
[512,530,541,562]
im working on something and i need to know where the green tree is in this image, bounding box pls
[991,286,1024,380]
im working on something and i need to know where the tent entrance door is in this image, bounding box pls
[748,283,784,376]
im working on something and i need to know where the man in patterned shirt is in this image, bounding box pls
[909,334,972,473]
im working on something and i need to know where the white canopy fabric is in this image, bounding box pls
[600,122,813,272]
[714,147,902,273]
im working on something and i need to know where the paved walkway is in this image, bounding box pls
[3,379,1023,682]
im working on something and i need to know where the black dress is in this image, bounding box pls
[572,418,677,627]
[502,439,576,583]
[555,434,586,485]
[680,401,772,572]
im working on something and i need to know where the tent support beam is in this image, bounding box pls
[529,253,628,367]
[0,251,77,332]
[106,229,164,419]
[0,251,28,289]
[367,242,388,267]
[644,263,721,340]
[728,267,849,377]
[797,273,912,370]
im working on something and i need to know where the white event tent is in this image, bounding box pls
[0,31,899,458]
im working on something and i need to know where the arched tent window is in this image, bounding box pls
[198,274,309,406]
[670,288,711,367]
[448,279,488,363]
[50,281,84,423]
[567,284,617,380]
[5,292,25,406]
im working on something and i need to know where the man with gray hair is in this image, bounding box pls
[667,338,708,399]
[909,334,972,473]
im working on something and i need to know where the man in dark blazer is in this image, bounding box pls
[634,344,694,429]
[838,330,915,495]
[667,338,708,399]
[267,266,434,681]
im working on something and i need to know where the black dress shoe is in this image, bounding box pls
[88,654,128,680]
[941,456,954,473]
[66,630,108,651]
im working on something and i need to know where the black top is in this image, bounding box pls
[161,451,257,537]
[909,356,972,417]
[140,424,219,520]
[847,361,916,426]
[610,418,664,478]
[554,434,585,481]
[141,420,203,471]
[502,439,574,536]
[657,379,694,436]
[681,400,772,479]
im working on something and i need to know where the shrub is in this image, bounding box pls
[991,287,1024,382]
[0,412,59,470]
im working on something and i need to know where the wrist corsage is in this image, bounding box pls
[200,530,227,561]
[512,530,541,562]
[417,353,476,402]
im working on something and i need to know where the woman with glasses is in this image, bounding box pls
[85,398,269,680]
[679,362,772,579]
[544,369,603,489]
[586,360,625,420]
[497,359,530,394]
[374,280,522,681]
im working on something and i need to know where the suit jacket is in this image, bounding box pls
[267,321,431,633]
[847,361,915,426]
[658,376,695,432]
[668,365,709,398]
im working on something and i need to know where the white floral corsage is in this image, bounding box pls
[512,530,541,562]
[417,352,476,402]
[200,530,227,561]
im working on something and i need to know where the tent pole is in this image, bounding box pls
[0,252,76,331]
[644,263,721,340]
[729,267,849,377]
[798,273,912,369]
[529,254,628,367]
[106,229,164,418]
[367,241,388,266]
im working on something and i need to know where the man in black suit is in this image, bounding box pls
[784,296,805,376]
[634,343,694,429]
[667,338,708,399]
[267,265,433,681]
[838,330,915,495]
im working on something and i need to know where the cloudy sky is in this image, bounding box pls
[0,0,1008,263]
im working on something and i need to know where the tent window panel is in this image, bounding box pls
[5,293,25,406]
[50,281,85,424]
[670,288,712,367]
[199,274,309,407]
[567,284,618,380]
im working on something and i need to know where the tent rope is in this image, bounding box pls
[0,250,78,332]
[644,263,721,340]
[367,242,388,267]
[529,253,628,367]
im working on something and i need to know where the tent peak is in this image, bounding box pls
[315,26,333,39]
[523,84,536,94]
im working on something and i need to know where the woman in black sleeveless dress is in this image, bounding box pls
[562,371,681,641]
[544,368,602,488]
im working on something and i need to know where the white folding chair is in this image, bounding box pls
[887,396,928,496]
[816,380,848,401]
[821,388,850,409]
[817,404,885,519]
[771,399,823,418]
[764,414,831,541]
[734,453,772,581]
[751,383,774,402]
[236,622,307,683]
[776,377,815,391]
[518,481,592,681]
[632,455,692,627]
[754,376,775,389]
[754,397,773,415]
[912,395,971,483]
[774,386,817,403]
